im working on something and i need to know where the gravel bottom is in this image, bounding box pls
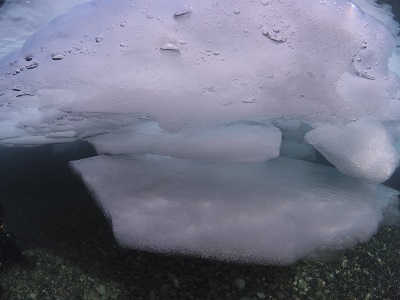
[1,183,400,300]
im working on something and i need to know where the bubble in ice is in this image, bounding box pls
[262,28,287,43]
[161,43,179,51]
[51,54,65,60]
[174,8,191,17]
[25,62,39,69]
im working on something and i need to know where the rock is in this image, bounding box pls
[297,279,307,290]
[314,291,326,300]
[235,279,246,289]
[275,291,286,300]
[97,285,106,296]
[325,272,335,282]
[257,292,266,299]
[173,278,179,288]
[160,284,170,297]
[149,290,156,300]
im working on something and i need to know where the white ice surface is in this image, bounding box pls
[0,0,399,145]
[88,121,281,163]
[305,121,399,183]
[70,155,399,265]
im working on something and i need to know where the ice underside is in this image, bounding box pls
[1,0,400,264]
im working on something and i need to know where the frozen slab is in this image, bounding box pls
[305,121,399,183]
[88,121,281,163]
[70,155,399,265]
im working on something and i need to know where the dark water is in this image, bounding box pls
[0,142,96,194]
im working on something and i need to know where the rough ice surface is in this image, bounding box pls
[70,155,399,265]
[0,0,399,136]
[305,121,399,183]
[0,0,400,264]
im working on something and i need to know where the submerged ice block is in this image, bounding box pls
[305,121,399,183]
[88,121,282,163]
[71,155,399,265]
